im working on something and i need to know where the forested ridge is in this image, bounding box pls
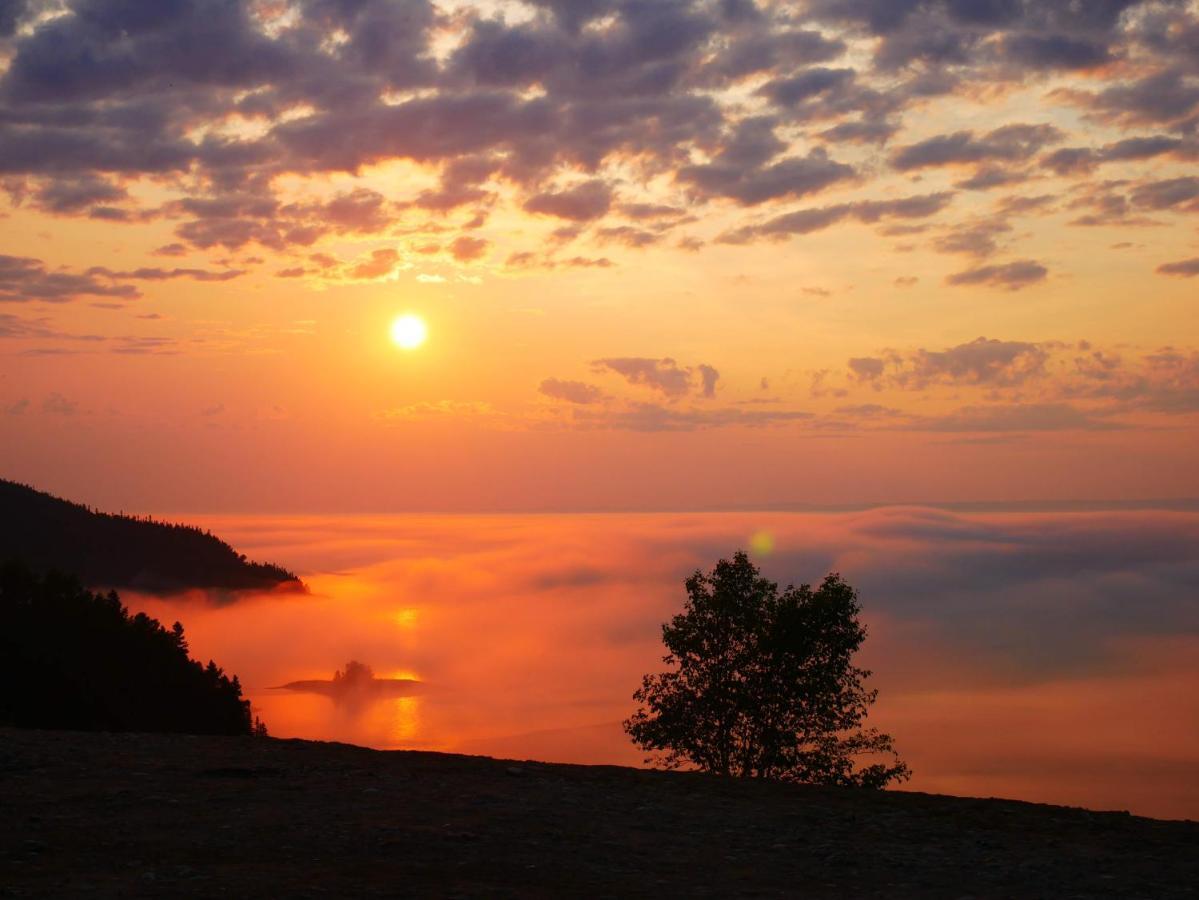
[0,479,300,593]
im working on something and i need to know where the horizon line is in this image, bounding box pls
[150,497,1199,517]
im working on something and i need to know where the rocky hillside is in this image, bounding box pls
[2,727,1195,898]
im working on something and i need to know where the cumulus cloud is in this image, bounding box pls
[848,337,1051,392]
[348,249,402,280]
[0,0,1197,278]
[848,356,886,383]
[591,357,720,399]
[448,235,489,262]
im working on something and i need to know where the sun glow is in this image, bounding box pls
[390,314,428,350]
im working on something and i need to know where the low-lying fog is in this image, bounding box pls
[125,508,1199,820]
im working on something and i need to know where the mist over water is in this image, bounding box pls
[124,509,1199,820]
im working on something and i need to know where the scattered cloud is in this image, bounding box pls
[0,255,139,303]
[946,260,1048,290]
[524,182,613,222]
[911,403,1121,433]
[41,392,78,416]
[539,379,606,405]
[591,357,719,400]
[1157,258,1199,278]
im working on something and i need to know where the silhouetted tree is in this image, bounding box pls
[624,552,909,788]
[0,561,256,735]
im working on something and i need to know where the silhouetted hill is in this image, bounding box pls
[0,563,256,735]
[1,728,1195,898]
[0,478,301,593]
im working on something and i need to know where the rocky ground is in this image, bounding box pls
[2,727,1196,898]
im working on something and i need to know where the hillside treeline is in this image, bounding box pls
[0,562,257,735]
[0,479,299,593]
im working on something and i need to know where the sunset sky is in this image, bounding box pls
[2,0,1198,512]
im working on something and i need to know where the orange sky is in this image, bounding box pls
[2,0,1199,511]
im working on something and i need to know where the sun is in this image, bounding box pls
[390,314,427,350]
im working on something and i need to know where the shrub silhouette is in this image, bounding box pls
[624,552,909,788]
[0,561,257,735]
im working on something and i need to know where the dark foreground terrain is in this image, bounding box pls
[2,728,1195,899]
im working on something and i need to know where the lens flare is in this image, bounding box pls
[749,530,775,556]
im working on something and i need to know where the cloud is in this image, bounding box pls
[932,220,1011,258]
[1129,177,1199,212]
[448,235,489,262]
[911,403,1121,432]
[595,226,661,248]
[836,337,1199,420]
[32,174,126,213]
[348,249,401,280]
[1157,258,1199,278]
[591,357,719,400]
[946,260,1048,290]
[576,402,813,432]
[908,337,1049,386]
[539,379,606,405]
[523,181,613,221]
[1059,347,1199,415]
[124,505,1199,818]
[1001,34,1112,70]
[0,0,1196,269]
[892,125,1063,171]
[1042,136,1197,176]
[848,357,886,382]
[677,149,855,206]
[42,392,78,415]
[696,364,720,399]
[1085,68,1199,128]
[718,192,954,243]
[87,267,244,282]
[850,337,1051,391]
[0,255,140,303]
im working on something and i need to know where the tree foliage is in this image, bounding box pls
[0,561,257,735]
[624,552,909,788]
